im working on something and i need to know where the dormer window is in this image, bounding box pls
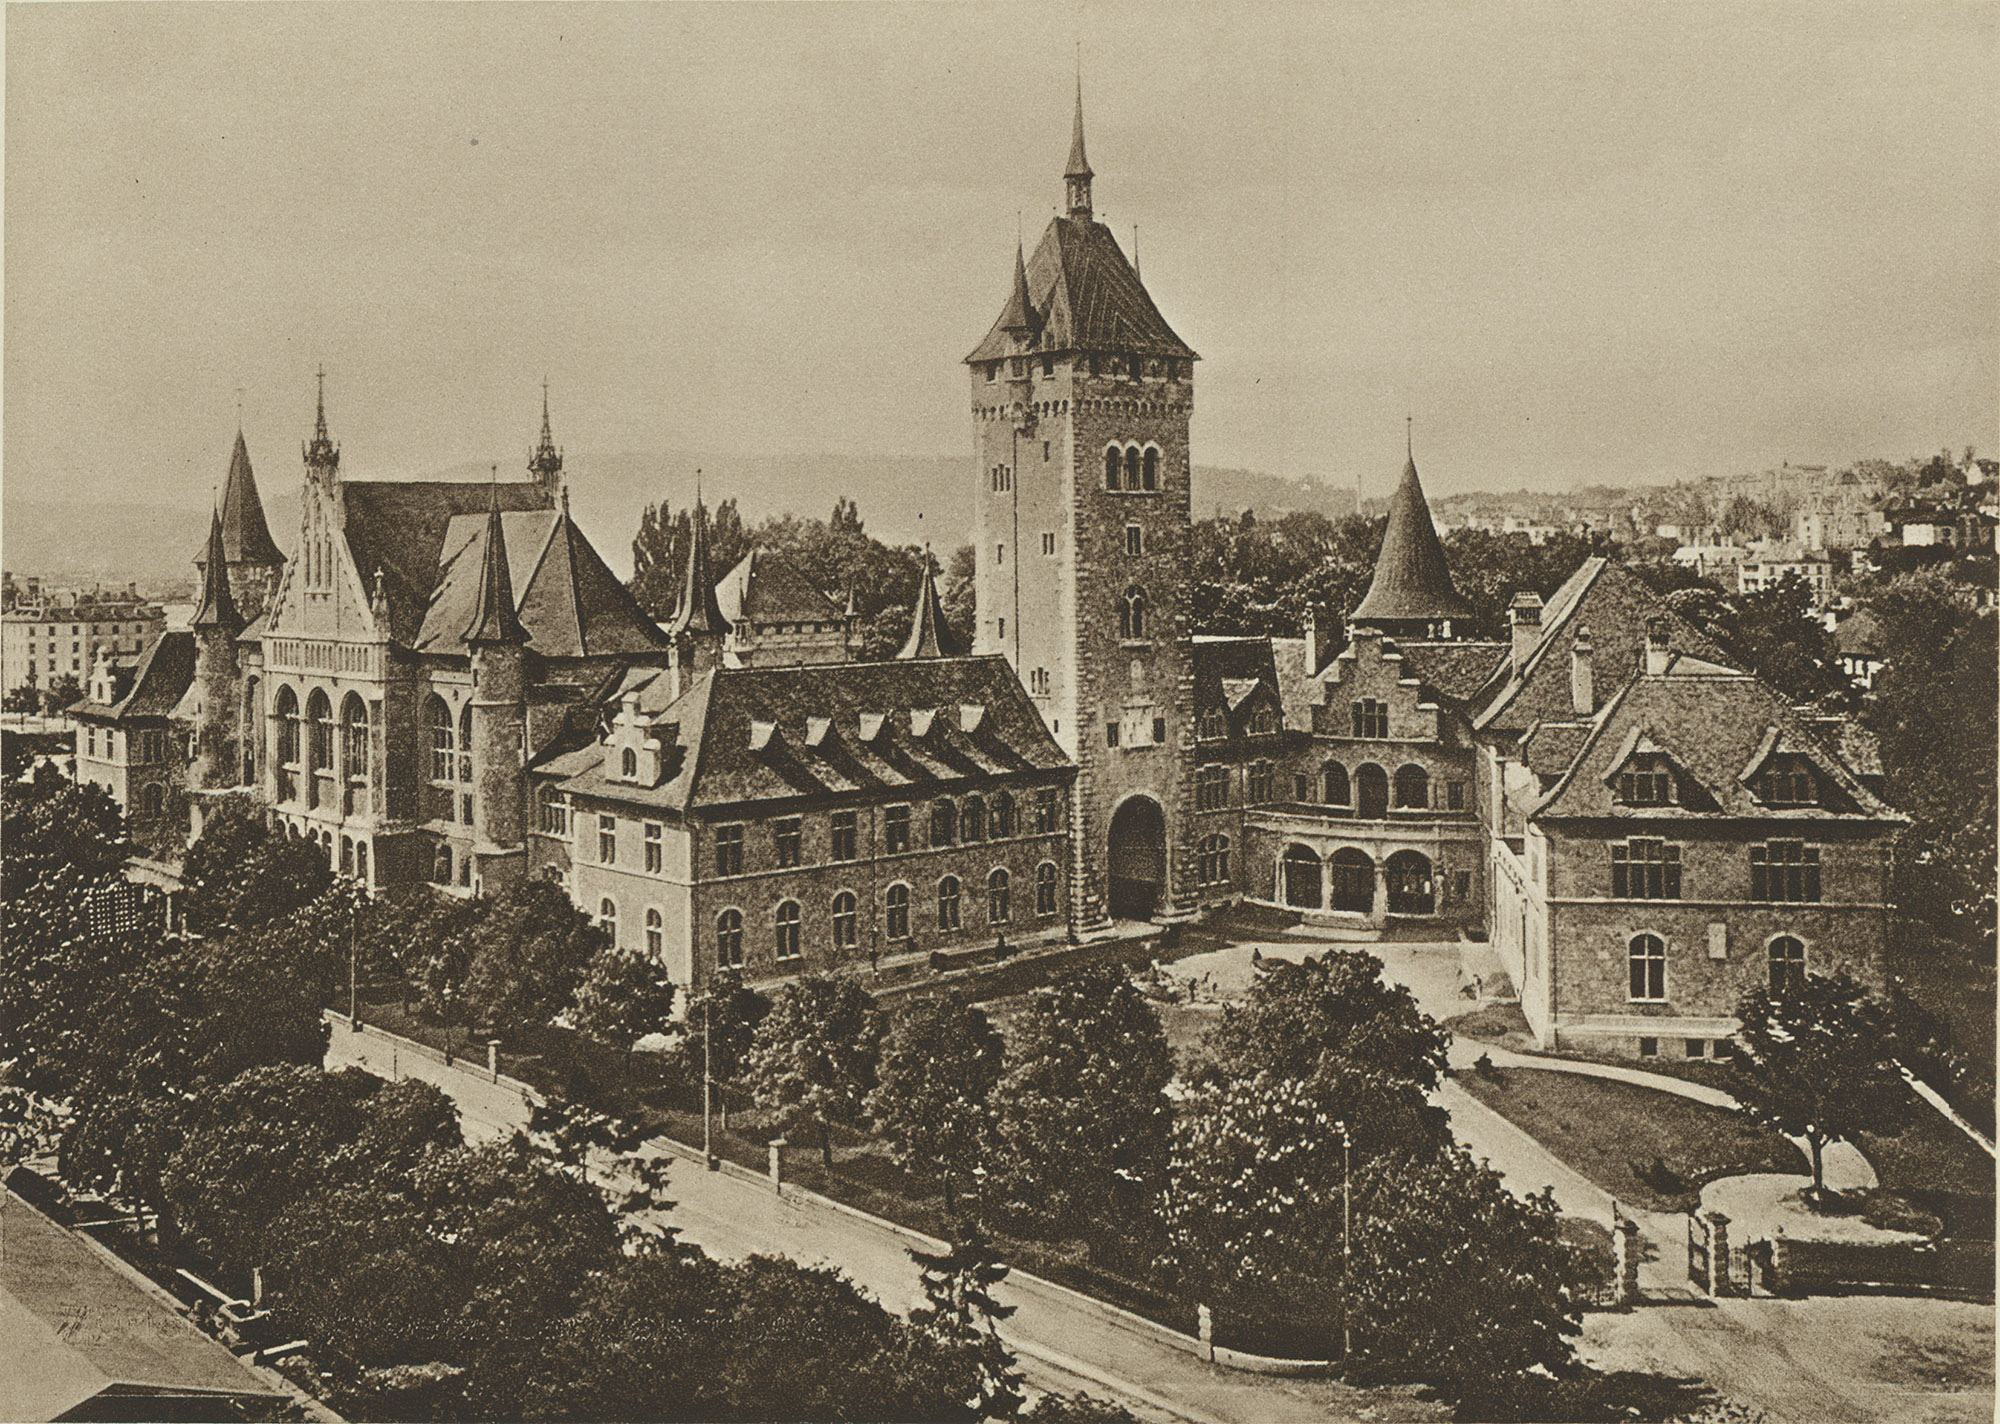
[1617,756,1676,806]
[1249,706,1277,737]
[1753,755,1818,806]
[1199,708,1227,741]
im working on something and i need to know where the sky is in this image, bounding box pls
[6,1,1996,529]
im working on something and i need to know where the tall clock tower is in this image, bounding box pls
[965,83,1199,932]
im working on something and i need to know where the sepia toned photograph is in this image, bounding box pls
[2,4,1994,1422]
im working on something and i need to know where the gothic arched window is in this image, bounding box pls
[937,876,962,931]
[1124,446,1142,489]
[1105,447,1123,491]
[1142,447,1159,491]
[988,868,1011,925]
[1119,586,1146,640]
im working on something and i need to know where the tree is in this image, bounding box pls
[178,924,333,1084]
[459,878,609,1031]
[908,1222,1024,1420]
[1,772,128,903]
[744,973,884,1168]
[569,947,679,1073]
[181,794,332,935]
[987,966,1173,1252]
[1730,971,1910,1197]
[41,673,82,714]
[1022,1394,1145,1424]
[3,684,42,713]
[868,992,1005,1214]
[1197,949,1450,1158]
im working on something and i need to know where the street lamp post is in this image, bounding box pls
[702,990,719,1171]
[1337,1118,1352,1365]
[348,917,359,1031]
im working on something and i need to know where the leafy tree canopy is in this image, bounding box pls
[868,991,1006,1215]
[744,972,885,1167]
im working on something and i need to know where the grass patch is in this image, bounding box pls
[1454,1065,1805,1214]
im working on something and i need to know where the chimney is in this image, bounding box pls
[1302,608,1319,674]
[1570,627,1594,715]
[1508,592,1544,673]
[1645,617,1671,675]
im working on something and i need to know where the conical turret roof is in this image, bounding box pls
[1066,74,1093,179]
[1351,450,1474,626]
[192,507,243,630]
[998,240,1036,333]
[897,558,965,659]
[464,484,527,644]
[194,431,285,572]
[669,497,730,638]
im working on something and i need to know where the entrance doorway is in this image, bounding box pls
[1385,850,1435,915]
[1107,796,1167,919]
[1282,844,1322,908]
[1329,848,1375,913]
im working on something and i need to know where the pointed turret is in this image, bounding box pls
[303,367,340,478]
[192,507,243,630]
[668,495,730,639]
[219,430,285,567]
[1065,72,1093,219]
[464,483,527,644]
[897,556,965,660]
[529,381,564,495]
[1350,432,1475,636]
[999,240,1036,334]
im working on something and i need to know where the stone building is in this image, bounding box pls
[70,633,197,843]
[5,588,164,701]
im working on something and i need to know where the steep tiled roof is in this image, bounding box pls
[69,632,196,723]
[1192,637,1299,738]
[414,507,669,658]
[966,216,1197,363]
[191,509,241,631]
[194,431,285,570]
[559,656,1069,814]
[898,562,964,659]
[463,492,527,645]
[1351,455,1475,626]
[341,478,551,645]
[716,550,842,626]
[1391,640,1509,703]
[1473,559,1733,736]
[668,501,730,639]
[1531,663,1900,823]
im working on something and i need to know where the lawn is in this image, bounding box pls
[1454,1064,1807,1214]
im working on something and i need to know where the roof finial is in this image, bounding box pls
[1407,414,1413,462]
[235,387,244,432]
[1065,58,1094,220]
[315,366,327,441]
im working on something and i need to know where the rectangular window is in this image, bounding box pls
[1638,1037,1659,1059]
[985,363,997,383]
[1617,770,1675,805]
[1452,870,1472,903]
[1351,699,1389,739]
[1293,772,1311,801]
[1247,761,1273,803]
[714,823,744,876]
[998,618,1005,640]
[461,793,473,826]
[1042,354,1055,377]
[1611,839,1681,899]
[1043,440,1051,461]
[644,822,663,873]
[1685,1038,1707,1059]
[1125,525,1143,556]
[1750,841,1820,903]
[1034,787,1059,834]
[1152,716,1167,745]
[775,817,803,868]
[1446,780,1466,811]
[1041,532,1057,556]
[1195,765,1227,811]
[1106,721,1120,748]
[598,814,617,865]
[884,804,911,855]
[997,543,1005,566]
[831,810,857,862]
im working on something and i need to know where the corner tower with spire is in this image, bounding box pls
[966,78,1200,932]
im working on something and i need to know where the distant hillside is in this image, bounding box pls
[4,451,1356,587]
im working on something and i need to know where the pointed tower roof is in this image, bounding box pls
[303,367,339,474]
[668,495,730,638]
[464,482,527,644]
[529,381,564,489]
[192,507,243,630]
[1066,72,1092,179]
[1351,438,1475,627]
[897,557,965,659]
[218,430,284,566]
[998,240,1037,333]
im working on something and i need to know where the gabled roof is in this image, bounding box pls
[1351,454,1475,626]
[341,478,552,645]
[716,550,843,626]
[194,431,285,571]
[1473,558,1733,736]
[966,216,1197,364]
[1192,637,1298,738]
[0,1187,284,1422]
[1391,640,1509,703]
[1529,662,1899,823]
[413,506,670,659]
[558,656,1069,814]
[69,632,196,723]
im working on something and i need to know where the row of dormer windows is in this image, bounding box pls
[1616,752,1824,809]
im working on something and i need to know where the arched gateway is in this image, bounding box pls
[1107,796,1167,919]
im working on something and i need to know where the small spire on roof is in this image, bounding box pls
[999,237,1036,333]
[669,475,730,639]
[898,550,965,660]
[303,366,339,474]
[465,478,527,644]
[1065,63,1094,220]
[192,504,242,631]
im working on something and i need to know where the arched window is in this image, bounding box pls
[774,900,802,960]
[340,835,354,876]
[1282,844,1322,908]
[992,791,1016,839]
[1329,849,1374,913]
[1198,834,1230,885]
[1355,763,1389,819]
[342,694,370,816]
[886,884,911,941]
[717,909,744,968]
[1142,447,1159,491]
[599,898,619,949]
[433,842,453,885]
[1323,760,1351,806]
[1124,446,1142,489]
[458,703,474,783]
[275,684,302,802]
[831,891,858,949]
[988,868,1011,925]
[1105,446,1123,490]
[425,696,454,821]
[1628,933,1666,1002]
[937,876,962,931]
[645,907,664,959]
[1035,861,1059,916]
[931,799,957,848]
[355,841,369,885]
[962,796,986,843]
[1385,849,1435,915]
[1768,936,1806,996]
[306,689,333,808]
[138,782,165,818]
[1393,764,1431,810]
[621,747,638,778]
[1119,586,1146,640]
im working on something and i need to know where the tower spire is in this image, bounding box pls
[529,379,564,494]
[1065,65,1094,220]
[897,549,964,660]
[999,237,1035,333]
[303,366,339,476]
[465,477,527,644]
[669,476,729,638]
[192,504,242,630]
